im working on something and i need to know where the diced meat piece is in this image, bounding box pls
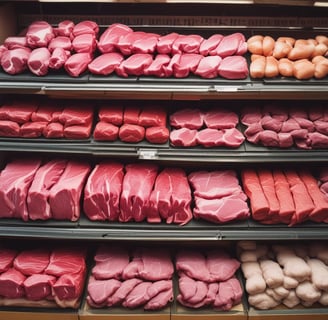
[64,53,92,77]
[193,196,249,223]
[48,36,72,52]
[72,20,99,37]
[139,106,167,127]
[196,128,223,147]
[203,109,238,129]
[84,162,124,221]
[49,47,70,70]
[26,21,54,48]
[132,33,159,54]
[173,53,202,78]
[194,55,221,78]
[170,128,198,147]
[144,285,173,310]
[281,118,301,132]
[309,131,328,148]
[144,54,171,77]
[55,20,75,37]
[107,278,142,306]
[72,34,96,53]
[20,121,47,138]
[48,161,91,221]
[259,130,279,147]
[218,56,249,79]
[59,104,93,126]
[24,274,56,301]
[241,169,270,221]
[314,120,328,135]
[93,121,119,141]
[1,47,31,75]
[119,124,145,143]
[45,247,86,276]
[0,120,20,137]
[88,52,124,75]
[119,163,158,222]
[98,104,123,125]
[116,53,153,77]
[261,115,283,132]
[98,23,133,53]
[241,106,263,125]
[145,126,169,144]
[215,33,246,57]
[87,276,121,305]
[117,31,147,56]
[13,249,50,276]
[27,159,67,220]
[0,268,26,298]
[293,117,315,132]
[0,159,41,220]
[123,106,140,124]
[0,248,17,273]
[122,282,152,308]
[172,34,204,54]
[0,100,38,124]
[63,123,92,139]
[43,122,64,138]
[170,108,203,129]
[199,34,223,56]
[278,132,294,148]
[157,32,179,54]
[290,128,308,140]
[4,36,27,50]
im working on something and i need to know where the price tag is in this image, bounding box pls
[138,149,158,160]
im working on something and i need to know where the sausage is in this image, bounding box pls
[251,54,263,61]
[265,56,279,78]
[293,59,315,80]
[272,41,292,59]
[262,36,275,56]
[278,58,294,77]
[277,37,295,47]
[288,42,315,60]
[312,56,328,79]
[250,55,266,78]
[247,35,264,55]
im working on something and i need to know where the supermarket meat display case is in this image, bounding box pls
[0,1,328,319]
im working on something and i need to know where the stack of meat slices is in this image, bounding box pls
[170,107,245,148]
[93,103,169,144]
[0,98,94,139]
[87,246,174,310]
[176,249,242,310]
[241,168,328,225]
[188,170,250,224]
[0,246,87,308]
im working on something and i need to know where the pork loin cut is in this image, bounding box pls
[194,55,221,78]
[170,108,203,129]
[199,34,223,56]
[72,34,97,53]
[24,274,56,300]
[43,122,64,138]
[64,52,92,77]
[145,126,169,144]
[173,53,202,78]
[0,248,17,273]
[215,33,245,57]
[144,285,173,310]
[0,268,26,298]
[107,278,142,306]
[0,120,20,137]
[170,128,198,147]
[49,47,70,70]
[88,52,124,75]
[4,36,27,50]
[63,123,92,139]
[122,282,152,308]
[218,56,249,79]
[157,32,179,54]
[204,109,239,129]
[98,104,123,125]
[72,20,99,37]
[132,33,159,54]
[196,128,223,147]
[1,47,31,75]
[54,20,74,37]
[116,53,153,77]
[88,277,121,306]
[48,36,72,52]
[138,107,167,127]
[119,124,145,143]
[144,54,171,77]
[26,21,54,48]
[28,47,51,76]
[172,34,204,54]
[58,104,93,126]
[93,121,119,141]
[0,100,38,124]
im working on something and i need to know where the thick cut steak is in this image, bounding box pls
[64,53,92,77]
[170,128,198,147]
[170,108,203,129]
[48,36,72,52]
[88,53,124,75]
[1,47,31,75]
[93,121,119,141]
[72,34,97,53]
[194,55,222,78]
[58,104,93,126]
[144,54,171,77]
[157,32,179,54]
[49,47,70,70]
[20,121,47,138]
[98,104,123,125]
[0,100,38,124]
[116,53,153,77]
[218,56,249,79]
[145,126,169,144]
[119,124,145,143]
[0,248,17,273]
[0,268,26,298]
[172,34,204,54]
[28,48,51,76]
[199,34,223,56]
[108,278,142,306]
[24,274,56,300]
[203,109,238,129]
[26,21,54,48]
[87,276,121,305]
[72,20,99,37]
[54,20,74,37]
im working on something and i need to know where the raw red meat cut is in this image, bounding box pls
[72,34,97,53]
[0,45,7,60]
[48,160,90,220]
[48,36,72,52]
[20,121,47,138]
[119,124,145,143]
[177,275,198,302]
[0,268,26,298]
[99,104,123,126]
[93,121,119,141]
[259,130,279,147]
[196,128,223,147]
[261,115,283,132]
[4,36,27,50]
[157,32,179,54]
[72,20,99,37]
[144,54,171,77]
[203,109,238,129]
[0,120,20,137]
[138,107,167,127]
[122,282,152,308]
[116,31,147,55]
[214,278,242,310]
[43,122,64,138]
[218,56,249,79]
[63,123,92,139]
[122,252,143,279]
[98,23,133,53]
[215,33,245,57]
[55,20,74,37]
[87,277,121,306]
[144,285,173,310]
[27,159,67,220]
[172,34,204,54]
[119,163,158,222]
[49,47,70,70]
[0,248,17,273]
[173,53,203,78]
[147,280,173,300]
[107,278,142,306]
[132,33,159,54]
[220,128,245,148]
[116,53,153,77]
[309,132,328,148]
[88,52,124,75]
[199,34,223,56]
[24,274,56,301]
[28,47,51,76]
[163,53,181,77]
[13,249,50,276]
[84,162,124,221]
[64,53,92,77]
[59,104,93,126]
[0,159,41,220]
[194,55,221,78]
[145,126,169,144]
[241,106,263,126]
[0,100,38,124]
[26,21,54,48]
[1,47,31,75]
[170,108,203,129]
[281,118,301,132]
[170,128,198,147]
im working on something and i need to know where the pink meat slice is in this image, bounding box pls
[170,108,203,129]
[88,52,124,75]
[204,282,219,305]
[196,128,223,147]
[116,53,153,77]
[163,53,181,77]
[178,275,196,301]
[309,132,328,148]
[204,109,239,129]
[157,32,179,54]
[26,21,54,48]
[59,104,93,126]
[147,280,173,300]
[107,278,142,306]
[49,47,70,70]
[48,36,72,52]
[64,52,92,77]
[220,128,245,147]
[63,123,92,139]
[138,106,167,127]
[144,54,171,77]
[259,130,279,147]
[0,100,38,124]
[188,170,246,200]
[0,120,20,137]
[0,248,17,273]
[173,53,203,78]
[218,56,249,79]
[20,121,47,138]
[0,268,26,298]
[84,162,124,221]
[122,282,152,308]
[98,104,123,126]
[55,20,74,37]
[93,121,119,141]
[48,160,91,221]
[4,36,27,50]
[43,122,64,138]
[117,31,147,56]
[72,34,96,53]
[119,163,158,222]
[24,273,56,300]
[145,126,169,144]
[132,33,159,54]
[214,278,242,310]
[170,128,198,147]
[87,276,121,305]
[119,124,145,143]
[144,286,173,310]
[240,106,263,126]
[278,132,294,148]
[72,20,99,37]
[199,34,223,56]
[122,251,144,279]
[1,47,31,75]
[0,159,41,220]
[123,106,140,124]
[27,159,67,220]
[172,34,204,54]
[194,55,222,78]
[215,33,245,57]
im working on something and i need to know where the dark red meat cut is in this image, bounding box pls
[1,47,31,75]
[173,53,203,78]
[172,34,204,54]
[72,34,97,54]
[27,159,67,220]
[0,120,20,137]
[49,47,70,70]
[98,104,123,126]
[43,122,64,138]
[203,109,238,129]
[98,23,133,53]
[0,268,26,298]
[194,55,222,79]
[26,21,54,48]
[0,248,17,273]
[72,20,99,37]
[20,121,47,138]
[84,162,124,221]
[63,123,92,139]
[170,128,198,147]
[116,53,153,77]
[31,101,59,122]
[48,36,72,52]
[170,108,203,129]
[54,20,74,37]
[157,32,179,54]
[93,121,119,141]
[13,249,50,276]
[88,52,124,75]
[144,54,171,77]
[123,106,140,124]
[199,34,223,56]
[48,160,90,221]
[24,274,56,301]
[119,124,145,143]
[145,126,169,144]
[64,52,92,77]
[0,100,38,124]
[59,104,93,126]
[138,106,166,127]
[218,56,248,79]
[4,36,27,50]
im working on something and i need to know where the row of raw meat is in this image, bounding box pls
[0,246,87,308]
[238,241,328,310]
[241,104,328,149]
